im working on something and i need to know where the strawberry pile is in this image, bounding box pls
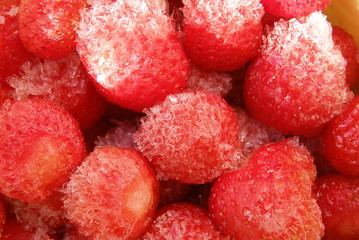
[0,0,359,239]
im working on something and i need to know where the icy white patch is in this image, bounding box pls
[0,16,5,24]
[7,7,19,17]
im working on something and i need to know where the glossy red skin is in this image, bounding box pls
[182,0,264,72]
[314,174,359,240]
[140,203,228,240]
[0,0,34,85]
[332,26,359,87]
[77,1,189,112]
[260,0,331,18]
[0,99,86,203]
[18,0,85,59]
[64,147,159,240]
[321,96,359,176]
[209,139,324,239]
[133,91,242,184]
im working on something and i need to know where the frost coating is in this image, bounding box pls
[77,0,189,111]
[244,12,353,137]
[133,91,242,184]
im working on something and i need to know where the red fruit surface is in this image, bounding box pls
[0,0,34,85]
[332,26,359,86]
[0,220,51,240]
[235,107,284,158]
[0,99,86,202]
[77,0,189,112]
[7,52,106,130]
[186,63,232,96]
[140,203,228,240]
[181,0,264,71]
[63,146,159,240]
[209,140,324,239]
[260,0,331,18]
[18,0,85,59]
[321,96,359,176]
[133,91,242,184]
[244,12,353,137]
[314,174,359,240]
[245,138,317,196]
[158,180,190,207]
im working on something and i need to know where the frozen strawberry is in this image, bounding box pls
[209,139,324,239]
[314,174,359,240]
[158,180,190,207]
[140,203,228,240]
[260,0,331,19]
[0,99,86,203]
[332,26,359,87]
[235,107,284,158]
[63,147,159,240]
[77,0,189,112]
[133,91,242,184]
[186,63,232,96]
[95,120,137,148]
[321,96,359,176]
[245,138,317,196]
[7,52,106,130]
[181,0,264,71]
[5,192,66,236]
[0,219,52,240]
[18,0,85,59]
[244,12,353,137]
[0,0,34,85]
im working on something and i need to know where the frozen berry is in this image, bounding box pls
[186,63,232,96]
[0,99,86,202]
[245,138,317,196]
[7,52,106,130]
[133,91,242,184]
[244,12,353,137]
[260,0,331,19]
[64,146,159,240]
[0,0,34,85]
[181,0,264,71]
[332,26,359,87]
[321,96,359,176]
[209,139,324,239]
[77,0,189,112]
[314,174,359,240]
[140,203,228,240]
[18,0,85,59]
